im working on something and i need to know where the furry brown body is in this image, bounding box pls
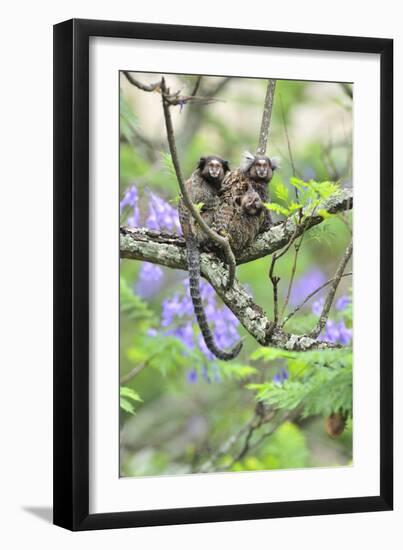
[212,153,277,256]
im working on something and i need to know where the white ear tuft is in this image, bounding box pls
[270,156,281,170]
[240,151,255,172]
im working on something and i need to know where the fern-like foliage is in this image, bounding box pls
[248,347,352,419]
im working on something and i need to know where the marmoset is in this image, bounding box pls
[178,156,243,361]
[212,152,278,255]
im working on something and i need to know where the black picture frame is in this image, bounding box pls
[53,18,393,531]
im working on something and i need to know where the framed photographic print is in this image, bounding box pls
[53,19,393,530]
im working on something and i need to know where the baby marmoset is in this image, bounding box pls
[178,156,242,361]
[212,152,278,255]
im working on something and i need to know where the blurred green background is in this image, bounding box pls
[119,72,353,477]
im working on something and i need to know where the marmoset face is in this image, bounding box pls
[198,155,230,185]
[208,158,225,179]
[254,157,270,179]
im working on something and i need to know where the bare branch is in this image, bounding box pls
[160,77,236,289]
[197,406,298,473]
[282,272,352,326]
[281,237,303,319]
[120,363,148,385]
[309,241,353,338]
[340,82,353,99]
[197,418,252,473]
[279,94,297,179]
[123,71,222,107]
[191,75,202,97]
[256,79,276,155]
[123,71,162,92]
[269,257,280,325]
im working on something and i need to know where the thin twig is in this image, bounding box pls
[245,409,300,457]
[269,257,280,325]
[279,95,297,178]
[123,71,221,107]
[268,220,301,326]
[226,408,276,468]
[160,77,237,289]
[256,79,276,155]
[280,236,303,319]
[340,82,353,99]
[120,363,148,385]
[309,241,353,338]
[282,272,352,326]
[191,75,202,97]
[197,419,253,473]
[123,71,162,92]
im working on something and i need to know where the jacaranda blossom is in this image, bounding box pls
[146,192,181,234]
[120,185,140,228]
[336,294,351,311]
[322,319,352,345]
[289,269,326,306]
[158,278,240,374]
[273,367,289,386]
[136,262,164,299]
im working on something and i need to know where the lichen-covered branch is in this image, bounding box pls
[121,188,352,265]
[120,189,352,350]
[256,79,276,155]
[121,228,337,349]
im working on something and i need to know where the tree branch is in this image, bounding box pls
[257,79,276,155]
[123,71,222,107]
[120,190,352,350]
[120,188,352,266]
[309,241,353,338]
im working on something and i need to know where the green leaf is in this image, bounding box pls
[120,386,143,402]
[264,202,290,217]
[316,209,333,220]
[119,386,143,415]
[120,396,135,414]
[120,276,156,322]
[250,347,296,361]
[289,177,308,190]
[273,180,289,202]
[216,363,258,381]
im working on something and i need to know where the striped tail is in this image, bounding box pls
[186,234,242,361]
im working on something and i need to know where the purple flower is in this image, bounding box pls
[337,320,353,345]
[146,192,181,233]
[135,262,164,299]
[336,295,351,311]
[273,367,289,385]
[169,321,195,350]
[120,185,140,227]
[159,278,240,364]
[311,296,325,316]
[161,293,185,326]
[289,269,326,306]
[187,369,198,383]
[302,167,317,181]
[322,319,352,345]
